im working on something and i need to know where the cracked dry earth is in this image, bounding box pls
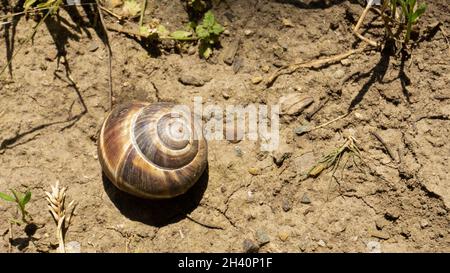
[1,0,449,252]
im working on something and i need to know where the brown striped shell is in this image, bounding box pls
[98,101,208,199]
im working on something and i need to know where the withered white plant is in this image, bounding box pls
[45,181,76,253]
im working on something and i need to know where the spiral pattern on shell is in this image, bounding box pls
[98,101,208,199]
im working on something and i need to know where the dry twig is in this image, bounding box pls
[266,45,369,87]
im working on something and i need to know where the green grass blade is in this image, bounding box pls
[0,191,15,202]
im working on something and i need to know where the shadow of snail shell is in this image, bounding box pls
[98,101,208,199]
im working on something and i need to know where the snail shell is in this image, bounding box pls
[98,101,208,199]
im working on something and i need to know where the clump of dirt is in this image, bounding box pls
[1,0,449,252]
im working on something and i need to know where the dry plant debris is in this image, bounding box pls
[45,181,76,253]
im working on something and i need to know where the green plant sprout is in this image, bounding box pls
[307,135,364,179]
[23,0,63,14]
[194,10,224,58]
[138,10,224,58]
[0,189,32,224]
[382,0,427,45]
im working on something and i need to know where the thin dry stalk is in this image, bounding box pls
[45,181,75,253]
[266,45,369,87]
[353,1,378,47]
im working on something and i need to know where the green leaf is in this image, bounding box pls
[0,191,15,202]
[187,21,197,31]
[196,25,210,40]
[139,26,152,37]
[411,3,426,23]
[202,10,215,28]
[22,191,31,206]
[200,44,212,59]
[170,30,193,40]
[211,23,224,35]
[23,0,38,10]
[156,25,169,37]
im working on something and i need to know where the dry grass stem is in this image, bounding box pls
[45,181,75,253]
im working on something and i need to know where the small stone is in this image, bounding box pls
[256,230,271,245]
[248,167,260,176]
[246,190,254,203]
[223,40,240,65]
[333,69,345,79]
[223,29,231,36]
[385,210,400,221]
[187,46,197,55]
[375,218,388,230]
[251,76,263,84]
[354,112,365,120]
[340,58,351,66]
[300,193,311,204]
[294,125,311,135]
[418,62,424,71]
[273,46,284,58]
[420,219,429,229]
[282,199,291,212]
[281,18,294,27]
[66,241,81,253]
[278,231,289,242]
[369,230,390,240]
[244,29,254,36]
[222,91,230,99]
[280,93,314,116]
[88,42,99,52]
[367,241,381,253]
[261,65,270,73]
[271,143,293,166]
[317,240,326,247]
[178,74,205,87]
[232,57,243,73]
[243,239,259,253]
[234,146,243,157]
[298,241,308,252]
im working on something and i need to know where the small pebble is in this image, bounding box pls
[243,239,259,253]
[294,125,311,135]
[261,65,270,73]
[222,91,230,99]
[244,29,254,36]
[271,143,293,166]
[375,218,388,230]
[282,199,291,212]
[279,93,314,116]
[340,58,351,66]
[318,240,326,247]
[369,230,390,240]
[256,230,271,245]
[300,193,311,204]
[234,146,243,157]
[367,241,381,253]
[178,74,205,87]
[248,167,260,176]
[420,219,429,229]
[281,18,294,27]
[251,76,263,84]
[88,42,99,52]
